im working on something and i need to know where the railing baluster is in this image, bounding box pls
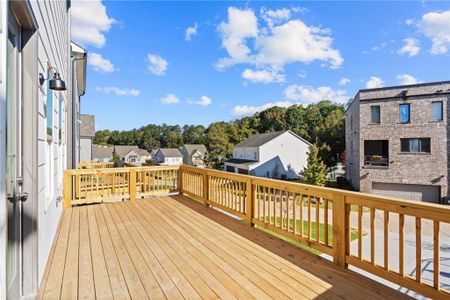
[308,195,312,239]
[324,199,328,246]
[433,220,440,289]
[416,217,422,283]
[399,214,405,276]
[299,194,304,236]
[370,208,375,265]
[384,211,389,270]
[316,197,320,242]
[358,206,362,259]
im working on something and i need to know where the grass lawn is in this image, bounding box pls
[257,217,360,255]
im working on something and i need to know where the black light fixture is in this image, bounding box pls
[39,66,67,91]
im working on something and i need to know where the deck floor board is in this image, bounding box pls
[39,195,411,299]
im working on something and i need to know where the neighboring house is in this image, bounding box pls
[346,81,450,204]
[0,2,83,298]
[92,145,114,162]
[113,145,150,166]
[180,144,208,166]
[224,130,311,179]
[150,149,159,161]
[154,148,184,165]
[79,114,95,162]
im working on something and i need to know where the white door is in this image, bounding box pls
[6,11,24,299]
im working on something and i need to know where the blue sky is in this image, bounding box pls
[72,1,450,131]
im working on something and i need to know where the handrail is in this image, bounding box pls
[78,161,114,169]
[63,164,450,299]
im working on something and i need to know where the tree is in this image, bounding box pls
[303,144,329,186]
[164,130,183,148]
[182,125,206,144]
[205,122,233,168]
[258,106,286,132]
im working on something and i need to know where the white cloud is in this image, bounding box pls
[217,7,343,71]
[241,68,285,83]
[161,94,179,105]
[284,85,349,104]
[88,52,115,73]
[194,96,212,106]
[260,8,291,27]
[405,19,414,26]
[366,76,384,89]
[96,86,140,96]
[232,101,294,117]
[147,54,168,76]
[396,74,422,85]
[185,23,198,41]
[216,7,258,69]
[419,10,450,54]
[397,38,421,57]
[338,77,350,86]
[71,0,116,48]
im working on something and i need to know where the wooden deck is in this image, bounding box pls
[39,195,410,299]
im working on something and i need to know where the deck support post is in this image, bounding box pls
[129,169,137,201]
[177,167,183,195]
[63,171,71,208]
[332,193,348,268]
[245,179,254,226]
[203,170,209,206]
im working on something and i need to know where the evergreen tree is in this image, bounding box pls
[303,144,329,186]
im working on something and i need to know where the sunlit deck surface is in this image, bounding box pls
[39,195,410,299]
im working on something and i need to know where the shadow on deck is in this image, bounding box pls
[38,195,410,299]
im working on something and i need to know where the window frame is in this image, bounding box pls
[399,103,411,124]
[400,138,431,153]
[432,101,443,121]
[370,105,381,123]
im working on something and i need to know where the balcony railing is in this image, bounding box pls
[364,155,389,167]
[78,161,115,169]
[63,164,450,299]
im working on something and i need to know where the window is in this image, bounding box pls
[432,101,443,121]
[371,106,380,123]
[399,104,410,123]
[364,140,389,167]
[400,138,431,153]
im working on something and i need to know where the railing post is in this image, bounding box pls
[245,179,254,226]
[129,169,136,201]
[332,193,349,268]
[203,169,209,206]
[177,166,183,195]
[63,171,71,209]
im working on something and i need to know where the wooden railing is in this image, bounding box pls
[63,164,450,299]
[78,161,114,169]
[63,166,180,207]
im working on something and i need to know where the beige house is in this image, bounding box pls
[79,114,95,162]
[346,81,450,204]
[180,144,207,166]
[113,145,151,166]
[92,145,114,162]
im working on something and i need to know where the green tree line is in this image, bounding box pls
[93,100,345,169]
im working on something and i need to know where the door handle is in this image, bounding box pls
[6,192,28,202]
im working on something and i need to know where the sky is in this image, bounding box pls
[72,1,450,131]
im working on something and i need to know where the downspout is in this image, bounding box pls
[71,55,86,168]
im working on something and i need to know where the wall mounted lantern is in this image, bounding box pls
[39,66,67,91]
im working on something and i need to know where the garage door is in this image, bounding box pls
[372,182,440,203]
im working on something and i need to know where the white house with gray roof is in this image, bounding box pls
[224,130,311,179]
[155,148,184,165]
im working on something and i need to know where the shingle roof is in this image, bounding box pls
[80,114,95,138]
[234,131,286,148]
[182,144,207,155]
[113,145,140,158]
[136,149,150,156]
[92,145,113,159]
[158,148,183,158]
[224,158,258,166]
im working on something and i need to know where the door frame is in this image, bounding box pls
[4,1,38,299]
